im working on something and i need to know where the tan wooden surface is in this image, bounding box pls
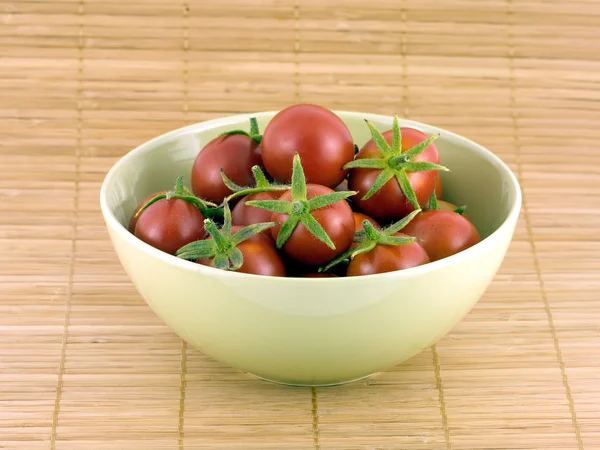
[1,0,599,448]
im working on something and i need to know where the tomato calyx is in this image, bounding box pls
[221,165,290,203]
[319,208,421,272]
[426,190,467,215]
[245,153,357,250]
[219,117,262,144]
[344,115,448,208]
[176,202,278,271]
[134,176,217,220]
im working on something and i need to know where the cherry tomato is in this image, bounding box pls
[198,226,286,277]
[271,184,355,266]
[231,191,282,239]
[261,104,354,188]
[353,212,379,232]
[402,210,480,262]
[351,212,380,249]
[129,192,164,232]
[134,198,206,255]
[349,128,440,222]
[191,134,263,204]
[347,233,430,276]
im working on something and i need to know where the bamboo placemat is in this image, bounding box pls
[1,0,599,449]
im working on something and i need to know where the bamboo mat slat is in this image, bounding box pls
[1,0,599,449]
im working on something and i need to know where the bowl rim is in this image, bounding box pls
[100,110,522,283]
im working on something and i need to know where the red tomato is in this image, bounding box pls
[231,191,282,239]
[129,192,164,232]
[349,128,440,222]
[347,233,430,276]
[351,212,380,249]
[353,212,380,232]
[402,210,480,262]
[198,226,286,277]
[261,104,354,188]
[191,134,263,204]
[271,184,355,266]
[134,198,206,255]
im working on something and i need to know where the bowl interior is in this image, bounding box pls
[104,112,518,242]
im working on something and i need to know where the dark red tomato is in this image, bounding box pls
[191,134,263,204]
[198,226,286,277]
[351,212,380,249]
[347,233,430,276]
[129,191,164,232]
[402,210,480,262]
[261,104,354,188]
[353,212,379,232]
[435,173,443,199]
[271,184,355,266]
[302,273,338,278]
[134,198,206,255]
[231,191,282,239]
[349,127,440,222]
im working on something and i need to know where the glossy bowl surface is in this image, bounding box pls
[100,111,521,386]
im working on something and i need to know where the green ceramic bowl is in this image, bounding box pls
[100,111,521,386]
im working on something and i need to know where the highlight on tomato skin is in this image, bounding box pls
[261,104,355,189]
[129,191,164,232]
[191,127,264,205]
[134,198,206,256]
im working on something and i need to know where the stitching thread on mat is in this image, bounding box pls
[507,1,584,448]
[178,4,190,449]
[50,1,85,447]
[432,345,452,449]
[178,341,188,449]
[400,7,452,447]
[400,0,409,118]
[292,7,319,448]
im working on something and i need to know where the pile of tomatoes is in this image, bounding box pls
[129,104,481,277]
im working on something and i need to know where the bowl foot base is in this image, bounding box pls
[245,372,378,387]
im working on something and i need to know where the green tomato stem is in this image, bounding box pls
[249,117,260,138]
[428,190,438,210]
[204,219,230,252]
[317,209,421,273]
[252,166,270,188]
[345,115,447,209]
[363,221,380,241]
[245,152,357,250]
[134,177,215,219]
